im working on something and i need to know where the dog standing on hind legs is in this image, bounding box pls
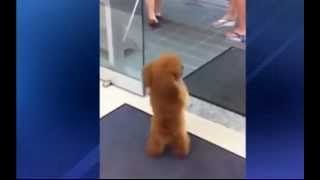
[143,53,190,159]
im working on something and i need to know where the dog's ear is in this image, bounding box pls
[143,63,153,88]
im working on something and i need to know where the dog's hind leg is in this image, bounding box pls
[145,132,165,158]
[171,132,190,159]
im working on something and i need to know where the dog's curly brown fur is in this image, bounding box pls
[143,53,190,159]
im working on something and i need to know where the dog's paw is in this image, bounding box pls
[171,134,190,159]
[145,139,164,158]
[172,141,190,159]
[145,146,163,158]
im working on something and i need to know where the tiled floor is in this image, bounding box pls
[189,96,245,133]
[144,18,230,76]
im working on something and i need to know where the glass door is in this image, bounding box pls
[100,0,144,95]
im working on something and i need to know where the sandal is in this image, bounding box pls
[156,15,163,22]
[148,19,160,29]
[225,31,246,43]
[212,18,236,28]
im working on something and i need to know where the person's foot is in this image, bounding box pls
[225,29,246,43]
[148,17,160,29]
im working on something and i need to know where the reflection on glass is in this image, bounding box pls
[144,0,244,77]
[100,0,143,80]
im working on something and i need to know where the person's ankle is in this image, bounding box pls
[234,28,246,35]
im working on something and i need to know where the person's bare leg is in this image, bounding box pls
[155,0,162,17]
[228,0,237,20]
[234,0,246,35]
[225,0,246,40]
[145,0,157,22]
[213,0,237,27]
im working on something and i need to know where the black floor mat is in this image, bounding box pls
[184,47,245,115]
[100,104,245,179]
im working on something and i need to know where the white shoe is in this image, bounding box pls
[212,18,236,28]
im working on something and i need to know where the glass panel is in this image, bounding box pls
[100,0,144,80]
[143,0,244,77]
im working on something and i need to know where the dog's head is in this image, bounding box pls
[143,53,184,95]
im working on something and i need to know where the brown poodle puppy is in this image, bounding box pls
[143,53,190,159]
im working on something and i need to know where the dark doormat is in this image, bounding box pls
[100,104,245,179]
[184,47,245,115]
